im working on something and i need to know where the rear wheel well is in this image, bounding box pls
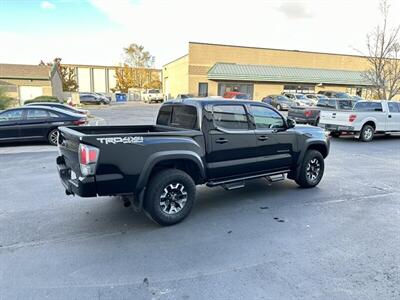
[149,159,203,185]
[307,144,328,158]
[362,121,376,130]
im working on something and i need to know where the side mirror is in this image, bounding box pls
[286,118,296,129]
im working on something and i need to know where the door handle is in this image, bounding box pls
[388,115,392,118]
[258,135,269,141]
[215,138,228,144]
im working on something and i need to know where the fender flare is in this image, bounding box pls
[289,141,328,181]
[135,150,206,193]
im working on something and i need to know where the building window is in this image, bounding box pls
[217,82,254,99]
[283,84,315,94]
[198,82,208,97]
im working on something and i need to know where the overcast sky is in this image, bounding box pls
[0,0,399,68]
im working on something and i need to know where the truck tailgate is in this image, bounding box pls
[320,110,351,126]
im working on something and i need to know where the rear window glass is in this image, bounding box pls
[156,105,197,129]
[213,105,249,130]
[354,102,383,111]
[337,100,354,110]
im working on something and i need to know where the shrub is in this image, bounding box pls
[0,87,16,109]
[0,97,14,109]
[24,95,61,104]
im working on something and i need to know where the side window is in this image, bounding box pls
[388,102,400,113]
[26,109,49,119]
[355,102,383,111]
[198,83,208,97]
[49,111,61,118]
[0,110,23,121]
[213,105,249,130]
[250,105,284,129]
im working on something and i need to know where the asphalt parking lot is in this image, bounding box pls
[1,102,400,300]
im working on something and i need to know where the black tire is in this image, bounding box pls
[330,131,341,138]
[47,128,59,146]
[277,104,282,111]
[360,124,374,142]
[295,150,325,188]
[144,169,196,226]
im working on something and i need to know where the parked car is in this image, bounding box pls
[80,93,110,105]
[25,102,89,116]
[305,94,328,105]
[288,98,355,126]
[176,94,194,100]
[319,100,400,141]
[94,93,112,101]
[56,99,330,226]
[0,106,87,145]
[223,91,251,100]
[282,93,314,106]
[143,89,164,103]
[262,95,297,110]
[317,91,352,99]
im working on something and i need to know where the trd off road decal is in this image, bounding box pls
[96,136,144,145]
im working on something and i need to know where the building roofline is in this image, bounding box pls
[162,54,189,68]
[189,41,367,60]
[62,63,161,71]
[208,62,367,74]
[0,76,49,80]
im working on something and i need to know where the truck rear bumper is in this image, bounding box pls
[56,156,97,197]
[319,124,355,131]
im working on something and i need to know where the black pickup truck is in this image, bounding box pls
[57,99,330,225]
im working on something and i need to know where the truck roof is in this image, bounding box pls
[164,98,258,107]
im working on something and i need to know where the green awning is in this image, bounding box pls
[207,63,371,86]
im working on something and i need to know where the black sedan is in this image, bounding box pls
[25,102,89,115]
[0,106,87,145]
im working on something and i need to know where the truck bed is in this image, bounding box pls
[57,124,205,197]
[64,125,187,135]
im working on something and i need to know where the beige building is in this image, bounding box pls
[63,64,162,94]
[0,63,63,103]
[163,42,375,100]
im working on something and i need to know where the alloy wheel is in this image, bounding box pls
[160,183,187,215]
[363,128,373,140]
[306,158,321,181]
[49,130,59,145]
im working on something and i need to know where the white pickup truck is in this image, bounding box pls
[142,89,164,103]
[319,100,400,142]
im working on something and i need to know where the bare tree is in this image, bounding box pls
[363,0,400,99]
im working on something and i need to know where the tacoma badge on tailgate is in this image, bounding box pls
[97,136,144,145]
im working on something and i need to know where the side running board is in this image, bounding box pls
[207,170,290,188]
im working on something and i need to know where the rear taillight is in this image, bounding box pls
[73,118,87,126]
[79,144,99,176]
[349,114,357,122]
[304,110,312,117]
